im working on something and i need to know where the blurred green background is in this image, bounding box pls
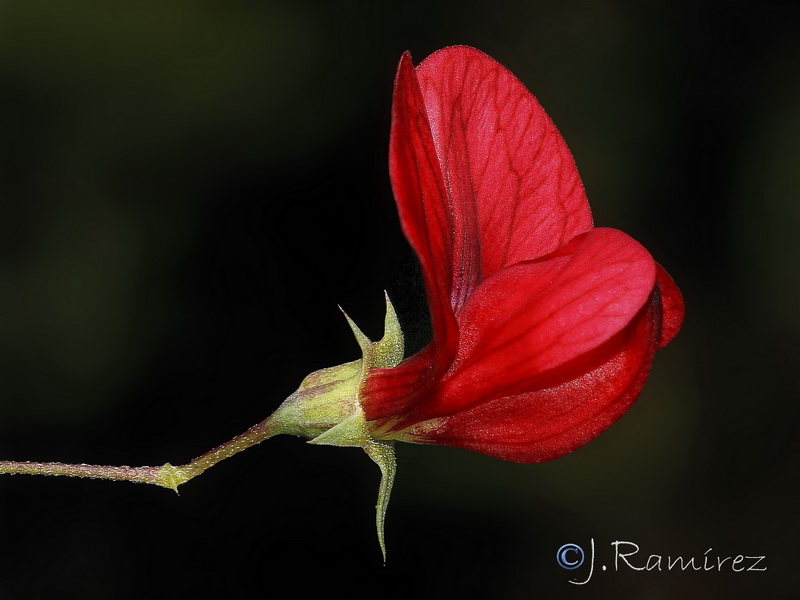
[0,1,797,598]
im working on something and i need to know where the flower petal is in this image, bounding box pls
[362,347,438,423]
[363,228,657,425]
[415,46,593,305]
[400,291,662,463]
[389,48,596,367]
[389,51,459,364]
[432,227,656,412]
[655,263,684,349]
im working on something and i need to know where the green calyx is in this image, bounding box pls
[267,293,404,560]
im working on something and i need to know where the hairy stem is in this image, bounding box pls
[0,415,283,492]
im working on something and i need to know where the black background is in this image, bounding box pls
[0,1,798,598]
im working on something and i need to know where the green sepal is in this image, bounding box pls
[373,291,404,369]
[364,439,396,562]
[268,294,404,558]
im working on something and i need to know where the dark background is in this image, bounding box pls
[0,1,797,598]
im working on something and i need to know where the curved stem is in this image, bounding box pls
[0,415,283,492]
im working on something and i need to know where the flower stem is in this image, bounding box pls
[0,415,283,492]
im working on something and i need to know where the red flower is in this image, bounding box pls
[361,46,684,463]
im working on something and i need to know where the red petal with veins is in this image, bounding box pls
[389,52,458,364]
[401,291,662,463]
[389,47,595,365]
[364,227,657,422]
[415,47,593,303]
[431,227,656,413]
